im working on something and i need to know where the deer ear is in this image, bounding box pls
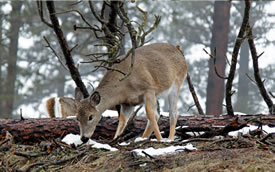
[75,87,84,102]
[89,91,101,106]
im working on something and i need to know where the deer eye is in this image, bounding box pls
[88,115,93,121]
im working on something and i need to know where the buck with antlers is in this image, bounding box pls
[75,43,188,143]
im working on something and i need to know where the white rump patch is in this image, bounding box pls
[157,81,177,99]
[54,97,62,118]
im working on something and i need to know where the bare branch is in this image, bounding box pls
[269,92,275,98]
[177,45,204,115]
[94,65,126,76]
[245,73,257,86]
[203,48,228,80]
[88,0,107,24]
[247,22,275,114]
[70,0,82,6]
[224,54,231,66]
[36,1,53,28]
[45,1,89,98]
[43,36,68,71]
[225,0,251,116]
[55,9,94,29]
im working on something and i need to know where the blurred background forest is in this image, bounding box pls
[0,0,274,119]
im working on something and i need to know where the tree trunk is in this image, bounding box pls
[0,6,4,116]
[1,114,274,145]
[57,68,67,97]
[1,1,23,118]
[235,41,249,112]
[206,1,231,116]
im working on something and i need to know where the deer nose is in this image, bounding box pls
[81,136,89,143]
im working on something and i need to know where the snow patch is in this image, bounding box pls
[62,134,118,151]
[134,137,147,142]
[133,143,196,157]
[161,112,169,117]
[102,110,119,117]
[119,142,130,146]
[228,125,275,137]
[176,126,189,129]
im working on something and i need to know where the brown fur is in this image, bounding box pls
[46,97,56,118]
[59,97,77,117]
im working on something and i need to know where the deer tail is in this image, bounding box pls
[176,45,185,57]
[46,97,56,118]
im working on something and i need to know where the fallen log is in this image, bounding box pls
[0,114,274,145]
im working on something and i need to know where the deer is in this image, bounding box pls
[75,43,188,143]
[46,97,77,118]
[46,97,121,118]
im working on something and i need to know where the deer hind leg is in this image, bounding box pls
[168,85,180,140]
[114,105,134,139]
[142,91,162,141]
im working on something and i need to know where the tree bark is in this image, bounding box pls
[1,115,274,145]
[1,1,23,118]
[206,1,231,116]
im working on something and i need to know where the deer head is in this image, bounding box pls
[75,88,102,143]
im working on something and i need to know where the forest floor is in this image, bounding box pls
[1,135,275,172]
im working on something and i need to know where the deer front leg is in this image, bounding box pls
[142,91,162,141]
[114,105,134,139]
[142,110,160,138]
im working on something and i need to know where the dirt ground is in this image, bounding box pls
[60,148,275,172]
[1,137,275,172]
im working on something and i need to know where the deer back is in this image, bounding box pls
[95,43,188,106]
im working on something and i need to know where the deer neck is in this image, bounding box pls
[95,85,122,114]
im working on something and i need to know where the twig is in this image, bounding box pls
[55,9,94,30]
[203,48,228,80]
[260,132,275,144]
[177,45,204,115]
[36,1,53,28]
[12,151,48,159]
[116,3,137,81]
[187,104,196,112]
[94,65,126,76]
[43,36,68,71]
[0,138,9,147]
[224,54,231,66]
[142,151,156,159]
[20,147,89,172]
[70,0,82,6]
[269,92,275,98]
[20,108,24,120]
[186,73,205,115]
[245,73,257,86]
